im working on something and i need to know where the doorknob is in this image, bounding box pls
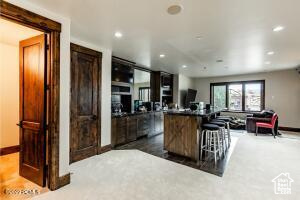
[16,121,23,128]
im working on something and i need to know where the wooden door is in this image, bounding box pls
[19,34,47,187]
[70,44,102,163]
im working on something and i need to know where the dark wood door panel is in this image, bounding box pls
[70,43,102,163]
[77,120,97,149]
[22,129,39,168]
[19,34,47,187]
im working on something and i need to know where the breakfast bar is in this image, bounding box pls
[163,108,223,161]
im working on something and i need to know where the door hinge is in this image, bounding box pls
[46,85,50,90]
[46,44,50,50]
[45,124,49,130]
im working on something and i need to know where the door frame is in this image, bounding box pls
[70,43,102,163]
[0,1,69,190]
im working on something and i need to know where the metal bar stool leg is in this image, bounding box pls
[222,128,226,155]
[213,132,217,165]
[200,130,206,161]
[217,129,222,158]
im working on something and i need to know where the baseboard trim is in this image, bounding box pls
[58,173,71,188]
[101,144,112,153]
[0,145,20,156]
[279,126,300,133]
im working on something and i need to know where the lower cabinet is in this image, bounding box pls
[137,114,151,137]
[154,112,164,134]
[112,112,163,147]
[111,117,127,147]
[127,116,138,142]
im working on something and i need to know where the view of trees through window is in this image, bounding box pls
[213,85,226,109]
[228,84,243,110]
[245,83,261,111]
[211,80,264,111]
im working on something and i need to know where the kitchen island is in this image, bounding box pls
[164,108,223,161]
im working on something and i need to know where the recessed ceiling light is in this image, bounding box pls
[265,61,271,65]
[267,51,275,55]
[167,5,183,15]
[182,65,187,68]
[159,54,165,58]
[196,36,203,40]
[114,31,123,38]
[273,26,284,32]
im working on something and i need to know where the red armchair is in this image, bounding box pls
[255,113,278,138]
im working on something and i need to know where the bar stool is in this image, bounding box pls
[200,123,222,165]
[209,120,227,154]
[214,118,231,147]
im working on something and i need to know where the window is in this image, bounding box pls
[210,80,265,112]
[212,85,226,109]
[245,83,262,111]
[228,84,243,110]
[139,87,150,102]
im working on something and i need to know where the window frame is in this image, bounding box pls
[139,87,151,102]
[210,80,265,112]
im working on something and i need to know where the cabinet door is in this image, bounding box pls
[111,118,117,147]
[115,117,127,145]
[154,112,164,134]
[160,112,164,132]
[149,113,155,136]
[137,114,150,137]
[127,116,137,142]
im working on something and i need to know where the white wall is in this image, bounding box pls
[192,69,300,128]
[0,43,19,148]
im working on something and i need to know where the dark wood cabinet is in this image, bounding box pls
[127,116,138,142]
[154,112,164,134]
[150,71,173,106]
[112,112,163,147]
[112,117,127,146]
[137,114,151,137]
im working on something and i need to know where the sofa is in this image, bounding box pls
[246,110,279,135]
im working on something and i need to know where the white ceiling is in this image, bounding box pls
[25,0,300,77]
[0,18,42,46]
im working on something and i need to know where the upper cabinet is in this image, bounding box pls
[151,71,173,106]
[111,56,174,113]
[112,58,134,84]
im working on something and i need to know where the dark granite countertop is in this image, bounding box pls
[164,108,224,117]
[112,110,163,118]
